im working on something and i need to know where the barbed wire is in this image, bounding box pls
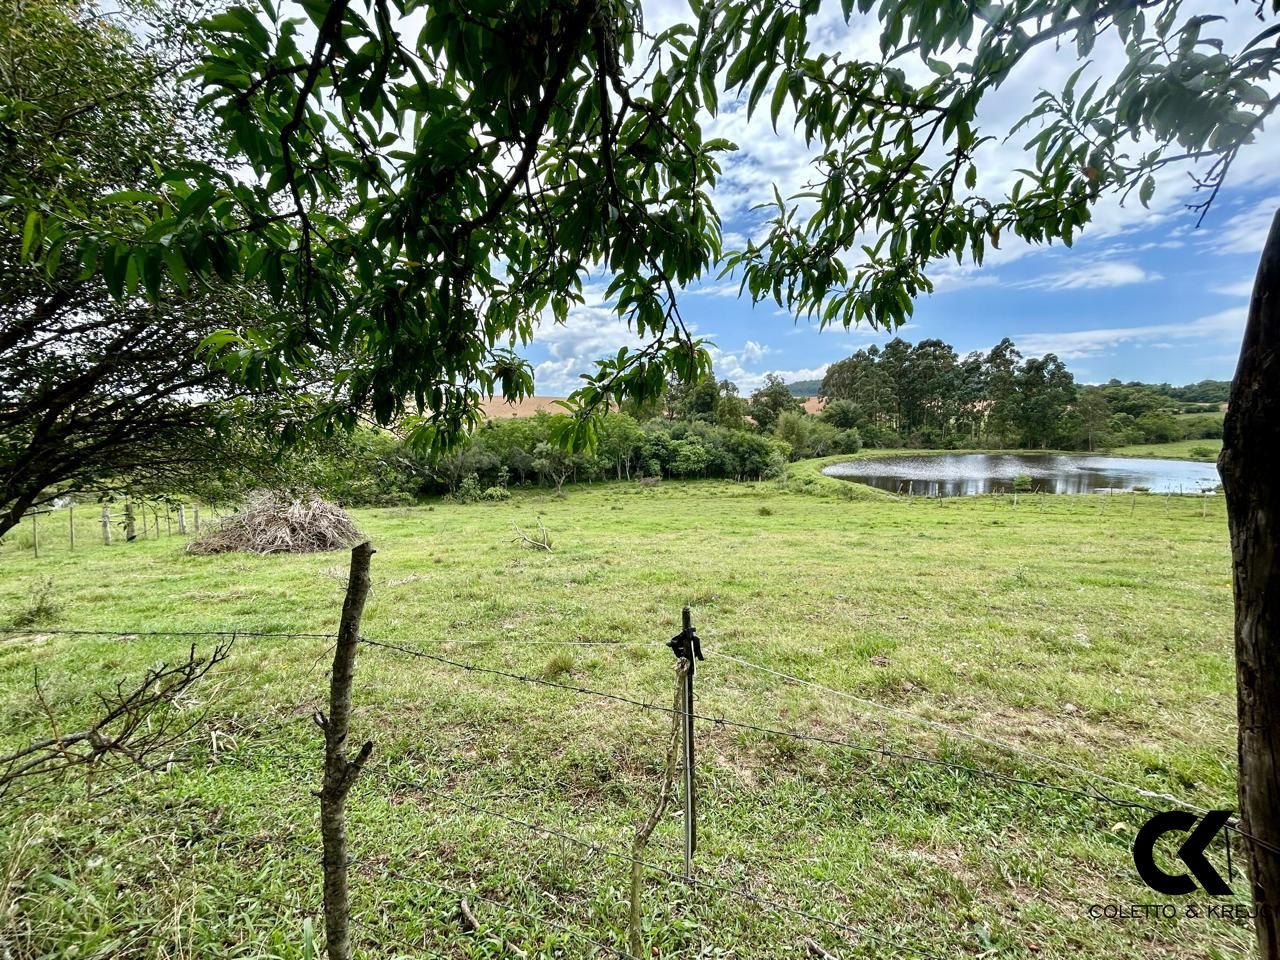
[715,650,1214,816]
[357,634,1280,857]
[0,627,335,639]
[0,626,656,649]
[380,766,945,960]
[10,622,1260,855]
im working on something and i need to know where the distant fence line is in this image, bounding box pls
[7,488,1224,562]
[9,499,230,558]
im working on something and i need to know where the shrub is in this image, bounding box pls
[481,486,511,501]
[1189,446,1217,460]
[451,474,483,503]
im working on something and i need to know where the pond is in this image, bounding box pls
[821,453,1221,496]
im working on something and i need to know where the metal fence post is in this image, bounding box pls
[667,606,704,882]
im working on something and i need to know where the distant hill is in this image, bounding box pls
[787,379,823,397]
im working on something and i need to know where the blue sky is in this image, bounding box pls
[522,4,1277,395]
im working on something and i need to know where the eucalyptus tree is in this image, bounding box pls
[747,372,803,430]
[19,0,1280,949]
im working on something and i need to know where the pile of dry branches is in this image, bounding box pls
[188,492,363,555]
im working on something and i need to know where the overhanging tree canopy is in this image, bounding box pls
[29,1,1279,451]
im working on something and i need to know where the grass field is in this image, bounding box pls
[0,474,1248,959]
[1112,438,1223,461]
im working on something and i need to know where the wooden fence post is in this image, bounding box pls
[124,503,136,542]
[318,541,375,960]
[177,504,187,535]
[193,504,200,534]
[102,506,112,546]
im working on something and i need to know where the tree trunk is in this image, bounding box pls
[0,494,37,540]
[1220,207,1280,959]
[319,541,376,960]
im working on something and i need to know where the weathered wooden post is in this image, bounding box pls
[101,506,112,546]
[177,504,187,535]
[317,542,375,960]
[193,504,200,534]
[1220,207,1280,957]
[165,504,172,536]
[124,502,136,542]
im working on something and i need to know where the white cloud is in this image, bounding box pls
[680,2,1280,295]
[684,280,744,298]
[1018,308,1245,361]
[1214,279,1257,298]
[1213,197,1280,256]
[530,285,648,394]
[1017,260,1160,291]
[740,339,768,364]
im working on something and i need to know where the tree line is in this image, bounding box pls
[297,337,1227,507]
[812,337,1224,451]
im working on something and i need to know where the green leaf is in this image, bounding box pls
[20,210,39,261]
[1139,174,1155,207]
[164,246,190,292]
[770,72,789,131]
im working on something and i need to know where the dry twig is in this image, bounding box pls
[511,519,553,552]
[0,641,231,798]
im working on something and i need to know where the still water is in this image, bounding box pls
[822,453,1221,496]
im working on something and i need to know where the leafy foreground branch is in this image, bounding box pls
[0,641,231,799]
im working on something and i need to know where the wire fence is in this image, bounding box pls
[2,499,227,558]
[1,618,1252,957]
